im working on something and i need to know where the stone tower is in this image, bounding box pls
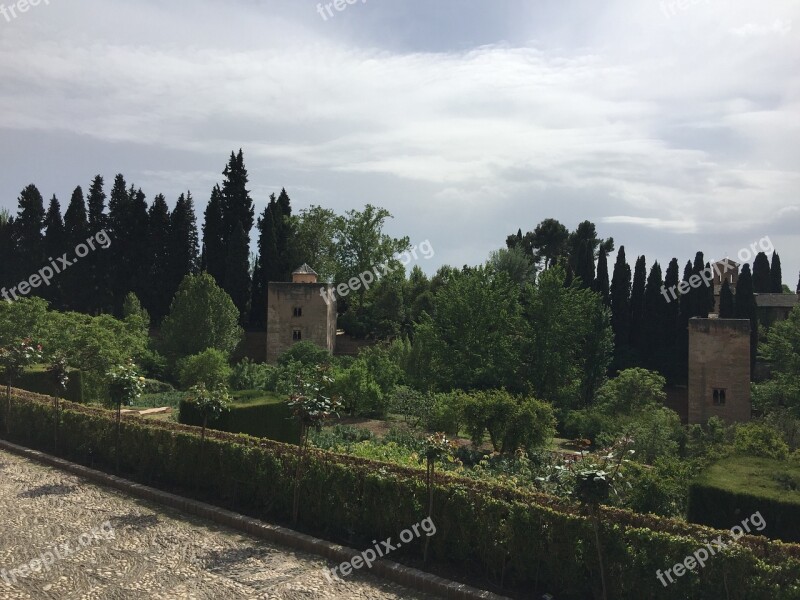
[687,318,751,425]
[266,264,337,363]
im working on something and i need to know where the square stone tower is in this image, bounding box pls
[266,264,337,363]
[688,318,751,425]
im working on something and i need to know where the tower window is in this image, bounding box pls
[293,307,303,317]
[292,329,302,341]
[712,388,726,406]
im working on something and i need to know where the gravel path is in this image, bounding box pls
[0,449,433,600]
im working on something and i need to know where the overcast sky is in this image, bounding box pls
[1,0,798,283]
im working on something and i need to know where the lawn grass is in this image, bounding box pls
[698,456,800,504]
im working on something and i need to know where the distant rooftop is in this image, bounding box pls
[755,293,800,308]
[292,263,318,276]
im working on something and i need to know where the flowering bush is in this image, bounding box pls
[106,361,145,408]
[0,338,43,384]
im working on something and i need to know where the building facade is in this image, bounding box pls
[687,318,751,425]
[266,264,337,363]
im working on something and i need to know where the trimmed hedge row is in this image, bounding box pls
[689,481,800,543]
[2,390,800,599]
[1,367,84,403]
[178,396,300,444]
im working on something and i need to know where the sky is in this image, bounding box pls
[0,0,798,283]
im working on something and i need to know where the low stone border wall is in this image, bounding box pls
[0,438,509,600]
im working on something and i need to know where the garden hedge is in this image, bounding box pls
[688,458,800,543]
[178,395,300,444]
[1,366,83,403]
[2,388,800,599]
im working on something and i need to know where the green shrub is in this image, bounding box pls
[426,391,466,436]
[179,391,299,444]
[463,390,555,453]
[276,341,331,368]
[688,457,800,542]
[5,389,800,600]
[333,361,386,417]
[177,348,232,389]
[734,422,790,460]
[230,358,277,391]
[1,365,83,403]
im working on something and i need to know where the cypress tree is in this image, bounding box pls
[663,258,681,382]
[610,246,632,367]
[719,280,735,318]
[63,186,91,312]
[107,176,133,315]
[201,185,226,285]
[643,261,666,371]
[166,192,199,305]
[85,176,111,313]
[691,252,712,317]
[221,149,254,235]
[752,252,771,293]
[770,252,783,293]
[13,184,46,285]
[0,210,14,291]
[146,194,172,322]
[250,201,280,328]
[629,255,647,353]
[676,260,694,384]
[43,195,66,306]
[594,247,610,306]
[275,188,295,280]
[224,220,252,324]
[735,264,758,373]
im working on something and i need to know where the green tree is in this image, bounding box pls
[719,280,735,318]
[596,368,667,413]
[201,185,226,285]
[146,194,172,322]
[223,220,251,323]
[629,255,647,358]
[771,252,783,293]
[63,186,91,312]
[178,348,232,389]
[159,273,243,362]
[106,360,144,472]
[43,195,65,306]
[594,247,611,306]
[166,191,199,299]
[291,205,339,280]
[408,267,521,391]
[610,246,631,367]
[85,175,112,313]
[487,246,536,286]
[0,338,42,433]
[529,218,569,269]
[752,251,771,294]
[735,264,758,371]
[13,184,46,284]
[185,382,231,444]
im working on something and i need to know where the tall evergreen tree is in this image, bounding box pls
[692,252,712,318]
[275,187,295,280]
[735,264,758,372]
[146,194,172,322]
[63,186,91,312]
[719,280,735,318]
[224,220,252,323]
[676,260,694,383]
[643,261,666,371]
[752,251,771,293]
[166,192,199,309]
[13,184,46,285]
[0,209,14,291]
[43,195,66,306]
[221,149,255,235]
[594,247,610,306]
[610,246,632,367]
[250,201,280,328]
[663,258,681,381]
[201,185,226,285]
[85,176,111,313]
[629,255,647,354]
[770,252,783,293]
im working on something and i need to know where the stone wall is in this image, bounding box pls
[266,282,336,363]
[688,318,751,425]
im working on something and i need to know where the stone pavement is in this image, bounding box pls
[0,449,433,600]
